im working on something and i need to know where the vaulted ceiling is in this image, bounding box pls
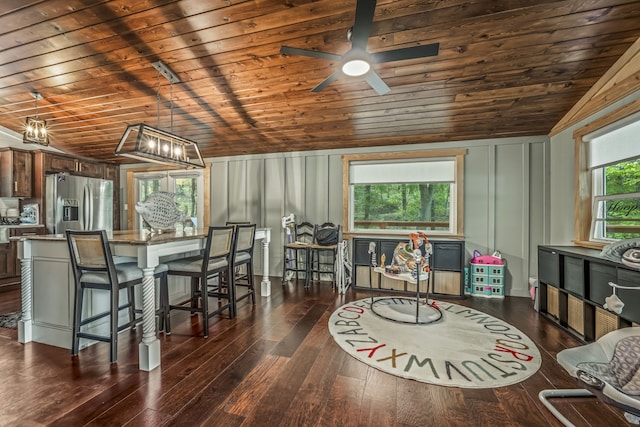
[0,0,639,164]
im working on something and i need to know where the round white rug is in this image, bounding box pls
[328,298,541,388]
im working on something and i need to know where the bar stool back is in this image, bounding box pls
[232,224,257,310]
[283,221,314,286]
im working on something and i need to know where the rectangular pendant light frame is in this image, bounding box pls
[115,123,205,169]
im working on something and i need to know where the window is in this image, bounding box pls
[343,149,465,236]
[574,104,640,245]
[587,120,640,241]
[126,165,210,231]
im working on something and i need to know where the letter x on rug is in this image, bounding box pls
[328,298,541,388]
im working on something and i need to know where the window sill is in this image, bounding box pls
[571,239,605,250]
[344,231,464,240]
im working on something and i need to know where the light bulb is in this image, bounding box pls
[342,59,370,77]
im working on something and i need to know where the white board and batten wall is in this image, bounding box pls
[120,135,550,298]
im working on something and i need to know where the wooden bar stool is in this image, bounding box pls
[283,221,314,287]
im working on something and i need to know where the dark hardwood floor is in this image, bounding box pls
[0,280,630,426]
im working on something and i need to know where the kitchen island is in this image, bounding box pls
[15,227,271,371]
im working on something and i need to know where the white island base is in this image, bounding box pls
[16,228,271,371]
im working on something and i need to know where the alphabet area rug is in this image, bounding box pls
[328,298,541,389]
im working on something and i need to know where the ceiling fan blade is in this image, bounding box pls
[351,0,377,50]
[280,46,342,61]
[311,71,341,92]
[364,70,390,95]
[370,43,440,64]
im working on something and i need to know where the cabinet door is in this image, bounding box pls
[588,262,616,305]
[617,269,640,323]
[563,256,584,296]
[538,248,560,287]
[104,164,119,181]
[431,241,463,271]
[12,150,33,197]
[0,149,33,197]
[44,153,76,174]
[0,243,16,279]
[77,161,104,178]
[353,239,376,265]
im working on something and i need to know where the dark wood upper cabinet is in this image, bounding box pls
[41,152,104,178]
[103,163,119,181]
[43,153,76,174]
[0,148,33,198]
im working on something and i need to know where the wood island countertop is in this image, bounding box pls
[12,228,209,245]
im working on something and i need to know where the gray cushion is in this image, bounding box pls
[80,262,168,284]
[167,256,228,273]
[235,252,252,263]
[81,262,142,284]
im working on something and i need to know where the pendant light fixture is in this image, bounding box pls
[22,91,49,146]
[115,60,204,169]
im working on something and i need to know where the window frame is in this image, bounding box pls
[126,164,211,230]
[573,98,640,248]
[342,149,466,238]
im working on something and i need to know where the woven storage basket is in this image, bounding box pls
[595,307,618,340]
[546,286,559,319]
[567,295,584,335]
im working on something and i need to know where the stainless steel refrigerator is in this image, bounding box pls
[45,173,113,234]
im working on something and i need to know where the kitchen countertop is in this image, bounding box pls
[0,223,44,228]
[14,228,209,245]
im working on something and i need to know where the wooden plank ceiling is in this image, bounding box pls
[0,0,639,163]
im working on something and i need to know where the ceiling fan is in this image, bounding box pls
[280,0,439,95]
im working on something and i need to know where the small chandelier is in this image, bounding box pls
[115,60,204,169]
[23,92,49,146]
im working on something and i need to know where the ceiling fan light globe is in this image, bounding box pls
[342,59,370,77]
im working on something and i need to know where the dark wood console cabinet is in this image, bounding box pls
[352,237,465,296]
[538,245,640,343]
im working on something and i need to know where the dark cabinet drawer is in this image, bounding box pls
[538,248,559,287]
[431,242,463,271]
[563,256,584,296]
[617,269,640,323]
[354,239,375,265]
[589,262,616,305]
